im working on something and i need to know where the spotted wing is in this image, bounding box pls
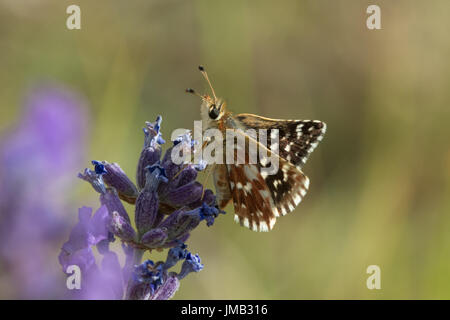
[225,129,310,232]
[233,114,326,170]
[212,164,232,209]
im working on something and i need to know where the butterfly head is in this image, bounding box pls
[186,65,227,125]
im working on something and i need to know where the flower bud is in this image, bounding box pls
[150,275,180,300]
[78,168,106,194]
[95,161,138,204]
[135,164,168,235]
[177,252,204,280]
[159,209,201,241]
[162,242,187,271]
[100,188,131,223]
[110,211,136,242]
[163,181,203,207]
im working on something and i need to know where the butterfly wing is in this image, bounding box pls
[233,114,326,170]
[212,164,233,209]
[224,129,310,232]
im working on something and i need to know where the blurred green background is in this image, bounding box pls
[1,0,450,299]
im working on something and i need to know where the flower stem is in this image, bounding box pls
[133,248,145,265]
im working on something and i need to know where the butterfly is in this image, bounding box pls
[187,66,326,232]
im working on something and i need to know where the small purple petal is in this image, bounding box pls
[62,206,93,252]
[89,205,110,244]
[91,160,107,175]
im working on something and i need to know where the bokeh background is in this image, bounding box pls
[1,0,450,299]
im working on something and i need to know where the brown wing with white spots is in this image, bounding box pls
[234,114,326,170]
[212,164,232,209]
[225,129,310,232]
[227,162,309,232]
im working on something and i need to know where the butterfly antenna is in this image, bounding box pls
[185,88,205,100]
[198,65,217,101]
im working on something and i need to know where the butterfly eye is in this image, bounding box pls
[208,105,220,120]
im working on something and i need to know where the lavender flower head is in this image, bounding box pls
[0,85,87,298]
[59,116,225,299]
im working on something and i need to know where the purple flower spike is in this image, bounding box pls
[63,114,227,299]
[177,252,204,280]
[110,211,136,242]
[141,228,168,247]
[150,275,180,300]
[97,161,138,204]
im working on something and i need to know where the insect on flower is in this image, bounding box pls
[186,66,326,232]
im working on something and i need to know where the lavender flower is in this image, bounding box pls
[0,85,87,298]
[59,116,226,299]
